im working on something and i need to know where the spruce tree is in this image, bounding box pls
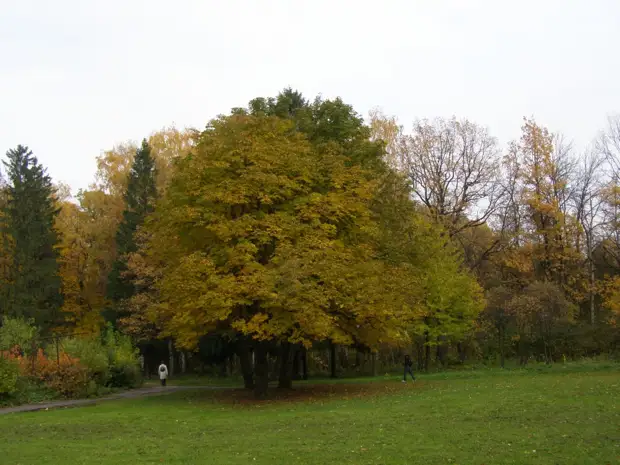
[1,145,62,330]
[106,139,157,321]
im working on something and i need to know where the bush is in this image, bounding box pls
[0,356,19,395]
[62,337,110,385]
[0,317,38,354]
[57,328,143,390]
[0,377,58,407]
[103,326,142,388]
[0,325,143,403]
[21,349,90,398]
[108,363,142,388]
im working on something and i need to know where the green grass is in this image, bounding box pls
[1,364,618,465]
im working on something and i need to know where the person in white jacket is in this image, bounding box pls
[158,361,169,386]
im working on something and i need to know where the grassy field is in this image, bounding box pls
[1,363,618,465]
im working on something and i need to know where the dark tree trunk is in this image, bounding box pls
[424,332,431,372]
[271,350,280,382]
[278,342,293,389]
[436,344,446,366]
[340,347,349,370]
[330,342,337,378]
[437,336,448,366]
[237,338,254,389]
[543,336,551,365]
[457,342,466,364]
[180,351,187,374]
[416,343,424,371]
[371,352,377,377]
[301,346,308,380]
[291,346,300,380]
[254,342,269,399]
[168,339,175,376]
[518,338,528,366]
[499,325,505,369]
[219,359,227,377]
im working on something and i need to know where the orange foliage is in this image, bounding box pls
[6,349,89,398]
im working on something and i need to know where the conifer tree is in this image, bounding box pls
[106,139,157,320]
[1,145,62,330]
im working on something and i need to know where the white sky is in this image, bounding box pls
[1,0,619,192]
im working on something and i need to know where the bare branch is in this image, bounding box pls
[401,117,504,236]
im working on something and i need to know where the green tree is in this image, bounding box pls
[0,145,62,331]
[106,140,157,322]
[0,316,38,353]
[249,89,384,170]
[139,113,418,397]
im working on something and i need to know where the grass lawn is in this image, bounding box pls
[1,364,618,465]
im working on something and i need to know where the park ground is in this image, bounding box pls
[0,362,618,465]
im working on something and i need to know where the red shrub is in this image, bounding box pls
[12,349,89,398]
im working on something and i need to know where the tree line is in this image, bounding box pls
[1,89,618,397]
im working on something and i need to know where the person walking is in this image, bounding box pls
[403,354,415,383]
[158,361,169,387]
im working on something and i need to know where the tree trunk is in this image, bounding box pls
[254,342,269,399]
[271,348,280,382]
[416,343,424,371]
[291,345,300,380]
[278,342,293,389]
[219,359,227,377]
[499,325,505,369]
[371,352,377,377]
[330,342,337,378]
[437,335,450,366]
[543,335,551,364]
[301,346,308,380]
[237,338,254,389]
[518,338,528,366]
[55,337,60,367]
[457,342,467,364]
[168,339,175,376]
[340,347,349,370]
[589,239,596,325]
[424,332,430,373]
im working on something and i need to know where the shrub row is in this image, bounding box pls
[0,321,142,403]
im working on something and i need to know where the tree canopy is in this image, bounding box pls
[1,146,62,331]
[3,88,618,398]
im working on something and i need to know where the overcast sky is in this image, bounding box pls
[1,0,619,192]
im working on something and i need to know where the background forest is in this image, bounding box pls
[1,89,619,399]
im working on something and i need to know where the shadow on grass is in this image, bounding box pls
[184,380,420,406]
[140,359,619,406]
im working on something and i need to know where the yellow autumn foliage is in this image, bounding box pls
[137,114,429,350]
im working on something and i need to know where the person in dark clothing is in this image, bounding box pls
[403,355,415,382]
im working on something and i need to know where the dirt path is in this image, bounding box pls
[0,385,226,415]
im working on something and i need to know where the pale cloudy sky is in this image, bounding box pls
[1,0,619,192]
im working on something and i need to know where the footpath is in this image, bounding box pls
[0,385,222,415]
